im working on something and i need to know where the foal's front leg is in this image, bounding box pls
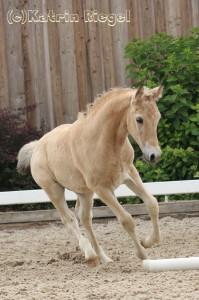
[95,187,147,260]
[124,164,161,248]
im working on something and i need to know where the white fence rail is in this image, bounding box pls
[0,180,198,224]
[0,180,199,206]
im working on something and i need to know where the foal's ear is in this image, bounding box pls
[135,85,144,99]
[151,85,164,101]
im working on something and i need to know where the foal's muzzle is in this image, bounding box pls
[142,145,162,163]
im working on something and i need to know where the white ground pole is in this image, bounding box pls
[143,257,199,272]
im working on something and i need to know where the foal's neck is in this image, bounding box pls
[91,96,130,148]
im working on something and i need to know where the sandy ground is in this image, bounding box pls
[0,216,199,300]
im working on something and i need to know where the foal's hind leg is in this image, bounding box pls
[125,164,161,248]
[33,175,98,264]
[76,192,113,264]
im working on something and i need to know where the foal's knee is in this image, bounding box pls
[147,196,159,216]
[120,212,136,233]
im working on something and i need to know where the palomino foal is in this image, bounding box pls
[17,85,163,266]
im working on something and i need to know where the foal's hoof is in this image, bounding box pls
[136,246,148,260]
[100,256,113,265]
[86,257,100,268]
[141,236,159,249]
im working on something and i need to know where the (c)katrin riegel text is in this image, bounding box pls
[7,9,131,26]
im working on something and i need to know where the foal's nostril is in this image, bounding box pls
[150,153,155,162]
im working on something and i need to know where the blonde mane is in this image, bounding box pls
[78,87,133,119]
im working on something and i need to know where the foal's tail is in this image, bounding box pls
[17,141,38,174]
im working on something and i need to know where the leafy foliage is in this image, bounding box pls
[125,28,199,199]
[0,106,45,192]
[135,146,198,182]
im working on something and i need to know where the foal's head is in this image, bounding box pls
[127,85,163,163]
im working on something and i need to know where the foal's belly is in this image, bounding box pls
[54,165,91,194]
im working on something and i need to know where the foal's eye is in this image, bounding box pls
[136,117,144,124]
